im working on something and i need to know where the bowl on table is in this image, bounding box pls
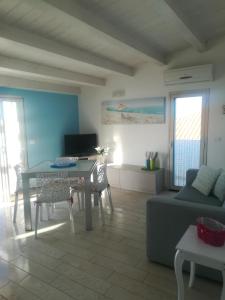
[51,157,77,168]
[196,217,225,247]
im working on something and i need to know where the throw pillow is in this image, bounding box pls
[213,171,225,202]
[192,165,220,196]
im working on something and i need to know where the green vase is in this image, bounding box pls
[150,159,155,170]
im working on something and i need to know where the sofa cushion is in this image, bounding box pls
[192,165,220,196]
[174,186,222,207]
[213,171,225,203]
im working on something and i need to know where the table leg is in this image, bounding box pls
[84,178,93,231]
[174,250,185,300]
[221,269,225,300]
[93,167,98,206]
[189,261,195,288]
[22,175,32,231]
[81,192,85,210]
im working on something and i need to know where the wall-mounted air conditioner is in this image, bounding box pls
[164,64,213,85]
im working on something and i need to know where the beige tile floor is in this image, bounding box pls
[0,188,221,300]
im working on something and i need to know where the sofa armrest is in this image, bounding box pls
[186,169,198,186]
[146,197,225,266]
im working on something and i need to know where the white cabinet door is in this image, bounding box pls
[120,170,156,193]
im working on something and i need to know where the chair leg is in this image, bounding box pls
[40,205,44,221]
[47,204,51,220]
[77,192,81,211]
[35,204,40,239]
[81,192,85,210]
[107,186,114,212]
[13,192,19,223]
[68,200,75,233]
[99,195,105,225]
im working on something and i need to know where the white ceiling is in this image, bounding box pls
[0,0,224,92]
[170,0,225,40]
[78,0,190,53]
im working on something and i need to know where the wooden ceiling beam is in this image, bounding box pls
[0,22,134,76]
[0,55,106,87]
[0,75,81,95]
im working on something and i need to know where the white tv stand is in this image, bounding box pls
[107,164,164,194]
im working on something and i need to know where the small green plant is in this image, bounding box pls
[95,146,109,156]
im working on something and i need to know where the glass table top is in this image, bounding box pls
[23,160,97,174]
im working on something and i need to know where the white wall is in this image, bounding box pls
[79,36,225,170]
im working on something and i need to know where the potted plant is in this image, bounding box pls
[146,151,158,170]
[95,146,109,164]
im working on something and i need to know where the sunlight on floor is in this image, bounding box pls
[13,222,66,240]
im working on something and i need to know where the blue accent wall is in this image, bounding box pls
[0,87,79,166]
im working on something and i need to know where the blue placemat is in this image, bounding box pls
[50,162,76,168]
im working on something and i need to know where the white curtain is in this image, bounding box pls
[0,101,10,201]
[0,97,27,202]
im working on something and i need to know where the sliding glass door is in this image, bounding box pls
[169,90,209,189]
[0,97,27,201]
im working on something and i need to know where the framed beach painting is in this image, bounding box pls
[101,97,166,124]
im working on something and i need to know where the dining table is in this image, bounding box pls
[21,159,98,231]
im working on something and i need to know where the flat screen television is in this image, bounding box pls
[64,134,97,157]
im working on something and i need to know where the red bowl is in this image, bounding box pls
[196,217,225,247]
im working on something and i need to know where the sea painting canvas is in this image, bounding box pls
[102,97,166,124]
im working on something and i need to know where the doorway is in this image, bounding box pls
[0,97,27,202]
[169,90,209,189]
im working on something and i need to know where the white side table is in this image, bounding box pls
[174,225,225,300]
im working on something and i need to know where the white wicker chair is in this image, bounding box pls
[71,164,113,224]
[54,157,81,210]
[13,164,38,223]
[13,164,24,223]
[34,172,74,238]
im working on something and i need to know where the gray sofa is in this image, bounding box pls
[147,169,225,281]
